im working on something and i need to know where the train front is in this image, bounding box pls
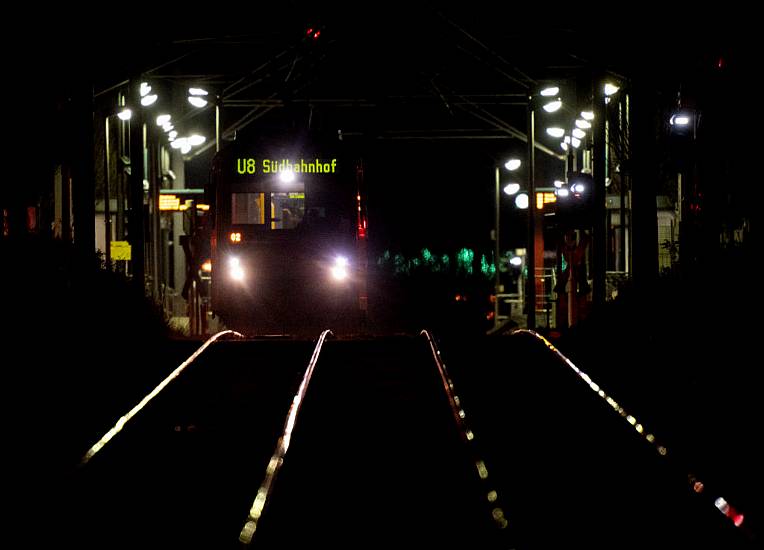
[209,149,364,336]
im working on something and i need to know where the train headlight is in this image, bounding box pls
[331,256,349,281]
[229,257,245,282]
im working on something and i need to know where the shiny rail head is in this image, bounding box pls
[512,329,752,539]
[419,328,512,535]
[79,329,244,466]
[238,328,332,545]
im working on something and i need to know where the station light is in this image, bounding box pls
[504,159,522,171]
[546,127,565,138]
[503,183,521,195]
[539,86,559,96]
[188,87,209,108]
[514,193,529,209]
[670,114,690,126]
[188,134,206,146]
[581,111,595,121]
[117,108,132,121]
[542,99,562,113]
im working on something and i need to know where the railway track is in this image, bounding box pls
[58,329,756,549]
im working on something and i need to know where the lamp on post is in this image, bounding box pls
[103,106,132,269]
[188,87,220,153]
[525,85,560,330]
[526,97,537,330]
[493,158,522,330]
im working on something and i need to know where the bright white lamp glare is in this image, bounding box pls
[557,187,570,197]
[604,83,620,96]
[553,180,564,188]
[581,111,595,121]
[546,127,565,138]
[188,96,208,108]
[540,86,559,96]
[162,123,174,132]
[572,128,586,139]
[279,170,295,183]
[168,130,178,140]
[670,114,690,126]
[170,138,187,150]
[140,94,158,106]
[229,257,245,281]
[188,87,209,96]
[139,82,151,97]
[575,119,591,129]
[560,142,569,151]
[515,193,529,209]
[509,256,523,266]
[188,135,206,146]
[117,108,132,121]
[181,144,192,154]
[573,183,585,193]
[571,137,582,148]
[542,99,562,113]
[504,159,522,171]
[156,114,171,126]
[503,183,521,195]
[331,256,349,281]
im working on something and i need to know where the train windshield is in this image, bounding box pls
[230,190,305,230]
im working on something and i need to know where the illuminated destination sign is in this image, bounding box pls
[159,194,181,211]
[236,158,337,175]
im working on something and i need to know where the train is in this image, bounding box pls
[204,133,368,335]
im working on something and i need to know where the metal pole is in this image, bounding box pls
[104,116,112,268]
[128,78,146,292]
[215,101,221,152]
[149,125,161,301]
[592,76,607,308]
[526,99,536,330]
[620,94,628,272]
[494,165,501,330]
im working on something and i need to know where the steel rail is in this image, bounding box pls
[238,329,333,545]
[514,329,753,539]
[420,329,511,534]
[79,330,243,465]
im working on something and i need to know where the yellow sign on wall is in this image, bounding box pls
[111,241,131,260]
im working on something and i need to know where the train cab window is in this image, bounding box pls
[232,193,265,225]
[270,192,305,230]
